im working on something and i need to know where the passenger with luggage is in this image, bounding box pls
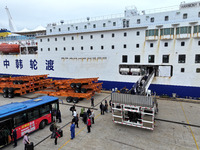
[23,132,30,150]
[87,117,91,133]
[57,110,62,123]
[54,128,61,145]
[70,121,75,139]
[12,127,17,147]
[100,103,104,115]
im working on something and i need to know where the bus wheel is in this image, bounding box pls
[39,120,46,129]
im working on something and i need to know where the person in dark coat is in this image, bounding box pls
[87,108,91,117]
[70,104,75,116]
[75,114,79,128]
[91,96,94,107]
[70,122,75,139]
[105,103,108,113]
[100,103,104,115]
[57,110,62,123]
[12,127,17,147]
[83,112,87,124]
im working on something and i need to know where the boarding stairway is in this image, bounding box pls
[128,70,155,95]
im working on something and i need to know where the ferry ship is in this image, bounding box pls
[0,1,200,98]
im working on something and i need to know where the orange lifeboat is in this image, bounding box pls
[0,43,20,54]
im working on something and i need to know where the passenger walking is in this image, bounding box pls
[54,128,61,145]
[12,127,17,147]
[109,100,112,112]
[87,117,91,133]
[23,132,30,150]
[91,96,94,107]
[90,110,95,124]
[80,107,85,117]
[100,103,104,115]
[82,112,87,124]
[105,103,108,113]
[57,110,62,123]
[70,104,75,116]
[70,122,75,139]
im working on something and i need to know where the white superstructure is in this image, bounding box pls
[0,1,200,98]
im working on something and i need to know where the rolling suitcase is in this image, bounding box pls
[58,129,63,137]
[27,142,34,150]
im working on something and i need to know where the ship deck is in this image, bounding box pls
[1,92,200,150]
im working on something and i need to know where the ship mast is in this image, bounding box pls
[5,6,17,32]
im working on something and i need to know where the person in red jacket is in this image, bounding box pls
[87,117,91,133]
[54,128,60,145]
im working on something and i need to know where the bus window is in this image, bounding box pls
[14,113,27,127]
[40,105,50,116]
[51,103,58,111]
[28,109,39,122]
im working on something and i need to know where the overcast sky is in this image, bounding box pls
[0,0,196,31]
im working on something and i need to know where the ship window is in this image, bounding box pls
[90,35,93,39]
[137,19,140,24]
[40,39,42,42]
[59,28,61,32]
[136,31,140,36]
[148,55,155,63]
[84,25,87,29]
[126,20,129,27]
[178,55,186,63]
[164,42,168,47]
[90,46,93,50]
[72,47,74,50]
[181,42,185,46]
[50,29,52,32]
[112,33,115,37]
[135,55,140,63]
[47,38,50,42]
[181,68,185,72]
[176,26,191,34]
[198,41,200,46]
[103,23,106,27]
[101,34,104,38]
[76,26,78,30]
[48,48,50,51]
[55,38,57,41]
[146,29,158,36]
[63,47,66,51]
[81,46,83,50]
[194,25,200,33]
[183,13,187,19]
[199,12,200,17]
[136,44,139,48]
[63,37,65,41]
[150,43,153,48]
[68,27,70,31]
[72,36,74,40]
[162,55,169,63]
[195,54,200,63]
[101,46,104,50]
[122,55,128,63]
[81,36,83,40]
[55,47,57,51]
[93,24,96,28]
[124,32,127,37]
[150,17,154,22]
[113,22,116,26]
[123,44,127,48]
[160,28,174,35]
[165,16,169,21]
[41,48,43,51]
[112,45,115,49]
[196,68,200,73]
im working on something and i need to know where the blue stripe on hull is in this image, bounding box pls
[0,73,199,99]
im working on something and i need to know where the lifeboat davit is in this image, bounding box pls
[0,43,20,54]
